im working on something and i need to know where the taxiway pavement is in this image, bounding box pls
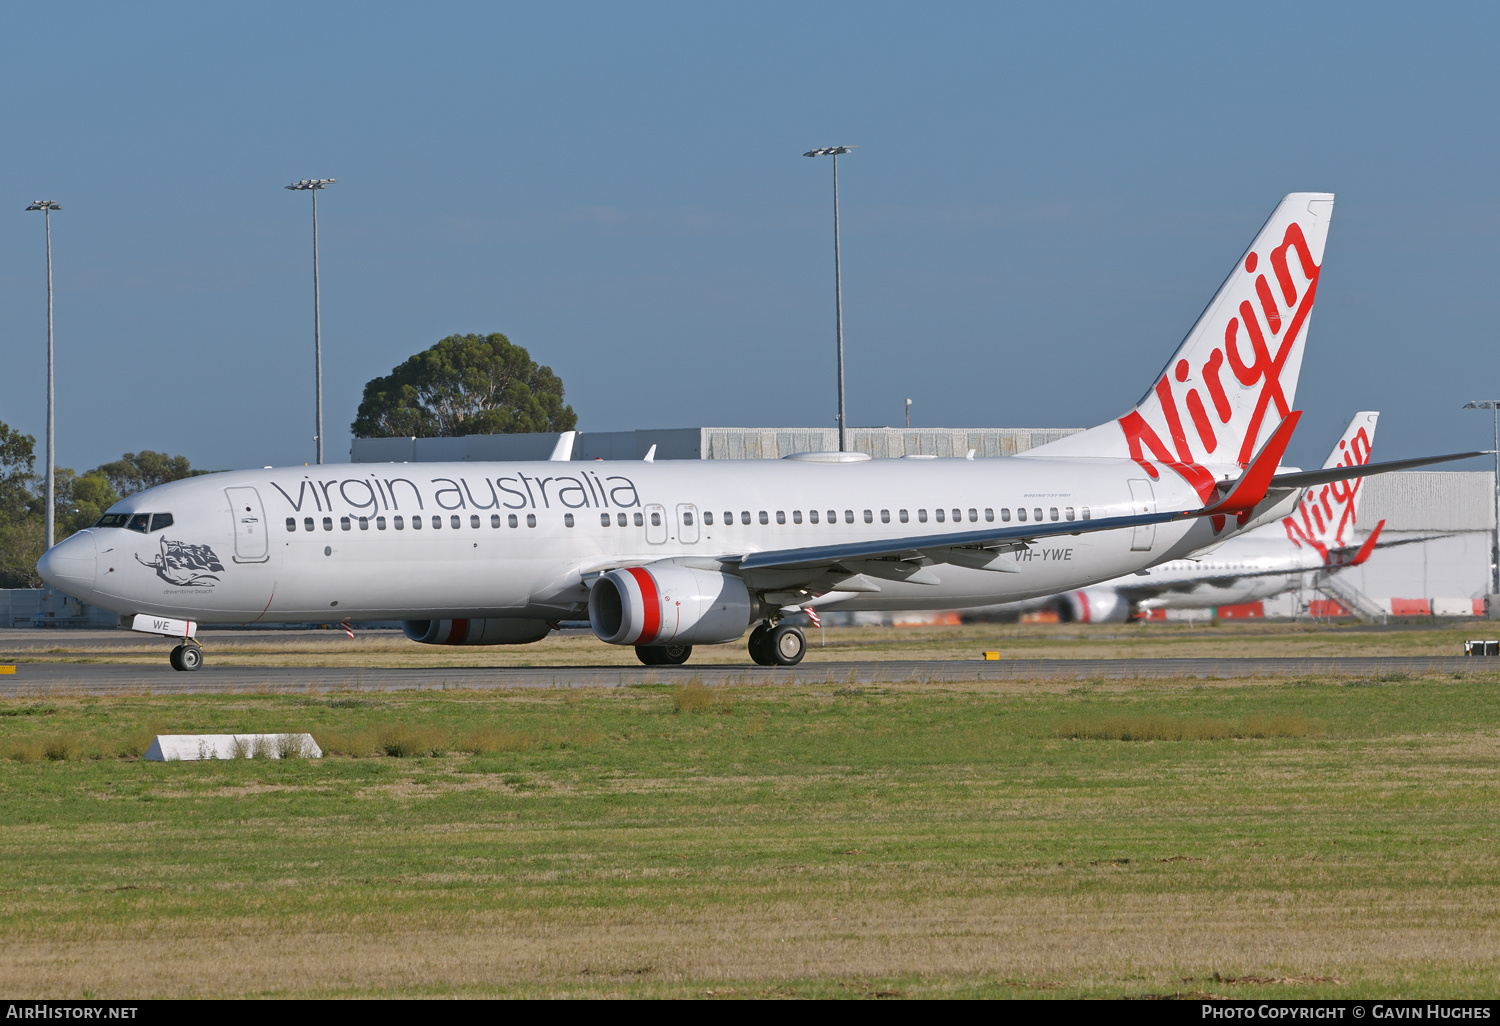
[0,656,1488,695]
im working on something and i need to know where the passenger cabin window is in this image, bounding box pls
[286,517,296,532]
[600,513,610,527]
[491,514,500,528]
[509,514,519,528]
[359,517,369,531]
[1081,507,1091,520]
[1050,507,1059,521]
[810,510,820,524]
[826,510,835,523]
[952,508,961,522]
[128,513,150,533]
[899,509,908,523]
[918,509,927,523]
[564,513,575,527]
[304,517,315,532]
[651,511,662,527]
[844,510,854,524]
[95,513,132,529]
[617,513,627,527]
[741,511,751,525]
[881,509,890,523]
[775,511,785,525]
[863,510,873,523]
[984,508,994,522]
[395,516,405,530]
[759,511,768,525]
[341,517,351,531]
[704,512,713,525]
[1033,507,1043,522]
[792,510,802,524]
[1065,507,1075,521]
[1001,508,1011,522]
[470,515,480,529]
[1017,508,1027,522]
[634,512,644,527]
[412,516,422,530]
[935,509,945,523]
[968,508,978,522]
[378,517,388,530]
[527,514,537,528]
[323,517,333,531]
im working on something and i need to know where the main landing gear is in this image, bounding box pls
[636,643,693,666]
[168,642,203,672]
[748,621,806,667]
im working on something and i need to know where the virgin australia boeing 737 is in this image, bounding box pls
[36,192,1482,670]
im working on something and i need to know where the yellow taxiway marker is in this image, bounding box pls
[983,651,1000,661]
[0,666,14,674]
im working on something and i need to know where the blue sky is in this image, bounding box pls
[1,2,1497,473]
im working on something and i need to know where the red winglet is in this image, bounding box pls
[1348,519,1385,566]
[1199,411,1302,516]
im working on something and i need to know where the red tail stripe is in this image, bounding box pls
[625,567,661,644]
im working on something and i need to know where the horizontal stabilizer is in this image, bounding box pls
[1270,450,1492,491]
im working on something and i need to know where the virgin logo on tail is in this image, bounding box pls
[1121,220,1322,504]
[1283,422,1374,562]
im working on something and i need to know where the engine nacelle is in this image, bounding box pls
[402,618,553,646]
[589,565,752,646]
[1058,588,1130,623]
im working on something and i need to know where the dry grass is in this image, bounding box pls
[1055,713,1322,741]
[673,678,733,714]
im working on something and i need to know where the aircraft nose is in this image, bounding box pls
[37,531,97,601]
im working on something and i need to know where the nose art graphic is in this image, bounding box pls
[37,531,98,600]
[136,537,226,588]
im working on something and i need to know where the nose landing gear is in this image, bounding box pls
[169,643,203,672]
[748,621,805,666]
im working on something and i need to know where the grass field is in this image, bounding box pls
[1,618,1489,667]
[3,664,1500,998]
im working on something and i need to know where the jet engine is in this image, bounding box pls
[589,565,752,646]
[1057,587,1130,623]
[402,618,553,645]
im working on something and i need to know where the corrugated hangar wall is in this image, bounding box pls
[351,427,1083,463]
[1328,471,1496,612]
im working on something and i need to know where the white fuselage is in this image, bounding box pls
[40,454,1298,627]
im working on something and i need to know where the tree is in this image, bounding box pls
[91,451,202,497]
[0,421,37,524]
[54,470,120,535]
[351,332,577,438]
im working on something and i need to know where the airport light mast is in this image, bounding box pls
[285,179,336,465]
[25,200,61,551]
[804,146,856,451]
[1463,399,1500,596]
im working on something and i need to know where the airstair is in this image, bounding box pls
[1310,570,1388,623]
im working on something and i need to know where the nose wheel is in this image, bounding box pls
[169,643,203,672]
[748,622,805,666]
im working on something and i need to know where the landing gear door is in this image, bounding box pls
[644,503,668,544]
[225,486,270,563]
[1127,479,1156,552]
[677,503,699,544]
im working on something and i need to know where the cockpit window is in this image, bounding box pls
[95,514,131,529]
[127,513,150,533]
[150,513,174,532]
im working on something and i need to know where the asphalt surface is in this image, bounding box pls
[0,656,1491,695]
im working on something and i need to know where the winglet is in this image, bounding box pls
[548,431,576,462]
[643,444,657,463]
[1199,411,1302,516]
[1348,519,1385,566]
